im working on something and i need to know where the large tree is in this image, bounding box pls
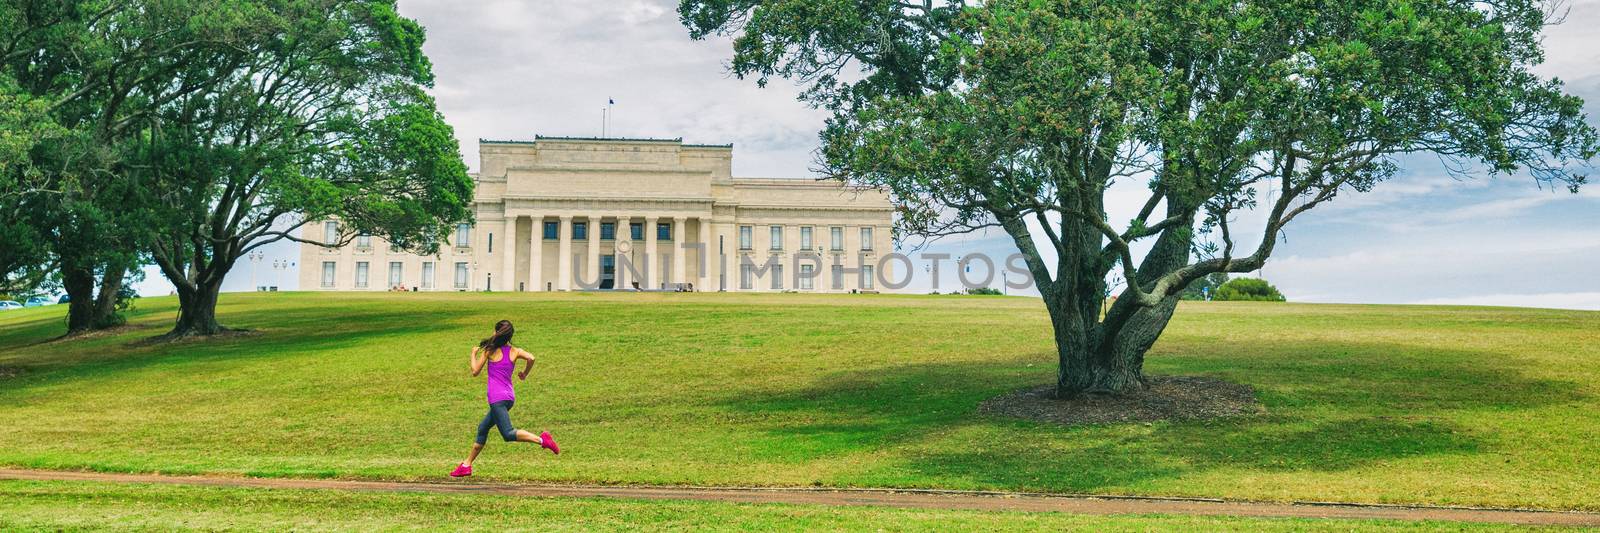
[0,74,64,295]
[140,0,472,338]
[0,0,241,332]
[683,0,1597,397]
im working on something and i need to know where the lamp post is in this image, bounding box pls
[271,259,292,291]
[247,251,265,291]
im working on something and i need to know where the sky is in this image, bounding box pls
[137,0,1600,310]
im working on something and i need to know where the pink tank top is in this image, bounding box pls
[486,345,515,404]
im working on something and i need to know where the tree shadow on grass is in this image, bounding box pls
[712,338,1583,492]
[0,302,459,395]
[904,415,1482,493]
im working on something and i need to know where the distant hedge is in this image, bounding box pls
[1213,278,1286,302]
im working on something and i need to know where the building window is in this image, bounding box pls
[831,264,844,289]
[321,262,336,288]
[324,221,339,243]
[800,227,813,250]
[830,227,843,251]
[455,223,471,247]
[454,262,468,289]
[422,262,435,289]
[488,233,494,253]
[740,264,754,290]
[657,222,671,241]
[861,265,875,289]
[630,222,643,241]
[355,261,370,288]
[860,227,874,251]
[799,264,814,290]
[573,222,587,240]
[601,222,616,240]
[771,264,784,289]
[739,226,752,250]
[355,234,372,249]
[389,262,403,287]
[543,221,558,240]
[770,226,783,251]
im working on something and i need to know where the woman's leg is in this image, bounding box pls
[494,401,520,442]
[493,401,544,444]
[463,406,496,466]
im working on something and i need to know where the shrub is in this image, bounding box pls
[1213,277,1286,302]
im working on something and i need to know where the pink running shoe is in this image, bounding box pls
[449,463,472,477]
[539,431,560,455]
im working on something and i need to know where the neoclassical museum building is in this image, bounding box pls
[299,136,895,293]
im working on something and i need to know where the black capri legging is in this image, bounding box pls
[475,400,519,445]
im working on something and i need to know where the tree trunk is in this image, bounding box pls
[1050,296,1180,398]
[1049,304,1096,396]
[1051,318,1158,398]
[61,258,134,335]
[1045,273,1160,398]
[62,265,98,334]
[1094,295,1178,389]
[165,278,225,338]
[1050,203,1194,398]
[90,265,127,329]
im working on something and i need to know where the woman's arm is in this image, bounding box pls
[515,347,535,380]
[468,346,488,376]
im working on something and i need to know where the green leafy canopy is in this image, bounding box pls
[683,0,1598,395]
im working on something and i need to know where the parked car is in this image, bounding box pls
[57,294,70,304]
[0,301,22,310]
[24,296,52,307]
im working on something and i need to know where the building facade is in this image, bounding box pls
[299,136,895,293]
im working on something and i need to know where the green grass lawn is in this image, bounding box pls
[0,292,1596,510]
[0,480,1521,532]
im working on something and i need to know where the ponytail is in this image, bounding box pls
[479,320,514,352]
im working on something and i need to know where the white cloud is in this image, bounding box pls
[1412,292,1600,311]
[1261,230,1600,308]
[398,0,829,177]
[1401,186,1596,226]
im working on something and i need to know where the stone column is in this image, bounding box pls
[557,215,573,290]
[527,215,542,291]
[698,217,714,291]
[643,216,658,289]
[586,214,601,289]
[671,216,686,288]
[501,213,518,291]
[613,214,629,290]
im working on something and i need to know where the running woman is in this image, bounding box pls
[450,319,558,478]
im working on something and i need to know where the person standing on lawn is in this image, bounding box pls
[450,319,559,478]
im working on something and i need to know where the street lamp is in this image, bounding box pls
[271,259,292,291]
[247,251,265,291]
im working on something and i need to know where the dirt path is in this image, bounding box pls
[3,468,1598,527]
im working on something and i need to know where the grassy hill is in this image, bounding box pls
[0,292,1596,510]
